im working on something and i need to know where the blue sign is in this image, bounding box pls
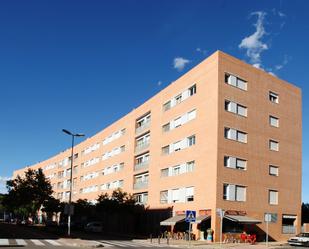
[185,210,196,222]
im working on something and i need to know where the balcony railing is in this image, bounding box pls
[135,120,151,134]
[134,161,149,171]
[133,181,149,190]
[282,225,296,234]
[135,141,150,153]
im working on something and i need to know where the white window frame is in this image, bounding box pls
[225,100,247,117]
[225,73,247,91]
[224,127,247,143]
[269,116,279,127]
[223,183,246,202]
[269,140,279,151]
[269,92,279,103]
[224,156,247,170]
[269,165,279,176]
[269,190,278,205]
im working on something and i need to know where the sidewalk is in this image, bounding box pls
[146,238,288,248]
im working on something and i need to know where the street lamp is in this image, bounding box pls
[62,129,85,237]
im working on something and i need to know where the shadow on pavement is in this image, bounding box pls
[0,222,145,241]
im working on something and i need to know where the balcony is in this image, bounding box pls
[134,160,149,171]
[135,141,150,153]
[133,181,149,190]
[135,120,151,134]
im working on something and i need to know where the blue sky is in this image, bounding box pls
[0,0,308,202]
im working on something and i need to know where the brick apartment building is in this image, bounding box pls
[14,51,302,241]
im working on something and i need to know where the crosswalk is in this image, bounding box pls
[0,238,65,247]
[98,240,179,248]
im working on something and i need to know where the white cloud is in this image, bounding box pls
[0,176,10,194]
[173,57,190,71]
[239,11,268,67]
[268,71,277,77]
[196,48,208,55]
[278,11,286,17]
[275,55,289,70]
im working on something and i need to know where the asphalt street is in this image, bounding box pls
[0,222,174,249]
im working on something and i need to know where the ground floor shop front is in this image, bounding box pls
[159,209,300,242]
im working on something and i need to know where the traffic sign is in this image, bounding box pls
[185,210,196,222]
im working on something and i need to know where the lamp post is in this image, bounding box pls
[62,129,85,237]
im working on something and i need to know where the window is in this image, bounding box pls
[269,116,279,127]
[174,117,182,128]
[224,156,247,170]
[134,192,148,204]
[165,109,196,132]
[188,109,197,121]
[186,161,195,172]
[224,128,247,143]
[187,135,196,146]
[185,187,194,202]
[160,190,168,204]
[269,190,278,205]
[160,168,168,177]
[225,73,247,90]
[175,94,182,104]
[269,165,279,176]
[171,189,180,203]
[136,112,151,130]
[223,184,246,201]
[162,145,170,155]
[269,92,279,103]
[172,166,181,176]
[225,100,247,117]
[189,84,196,96]
[163,101,171,111]
[269,140,279,151]
[174,141,182,151]
[163,85,196,112]
[162,123,170,132]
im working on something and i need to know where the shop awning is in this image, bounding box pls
[194,215,211,224]
[225,215,261,224]
[160,215,185,226]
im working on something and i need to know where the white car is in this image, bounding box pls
[288,233,309,246]
[84,222,103,233]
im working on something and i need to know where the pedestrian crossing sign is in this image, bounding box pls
[185,210,196,222]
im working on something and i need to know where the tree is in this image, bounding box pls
[3,168,53,219]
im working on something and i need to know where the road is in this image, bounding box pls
[0,222,174,249]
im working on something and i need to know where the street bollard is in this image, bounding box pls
[158,237,160,244]
[150,234,152,243]
[167,236,169,245]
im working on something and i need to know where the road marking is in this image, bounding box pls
[0,239,9,246]
[134,241,157,247]
[31,239,46,246]
[45,240,61,246]
[16,239,27,246]
[100,240,134,247]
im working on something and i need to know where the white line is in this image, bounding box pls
[132,241,154,247]
[45,240,62,246]
[0,239,9,246]
[100,240,134,247]
[16,239,27,246]
[31,239,46,246]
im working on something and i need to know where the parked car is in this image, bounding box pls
[84,222,103,233]
[288,232,309,246]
